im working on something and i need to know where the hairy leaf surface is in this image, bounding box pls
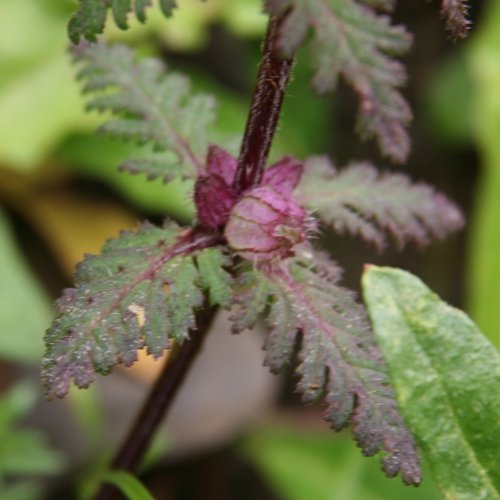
[364,266,500,499]
[232,247,421,484]
[68,0,178,43]
[42,222,231,399]
[297,157,464,249]
[265,0,412,162]
[440,0,470,39]
[74,43,216,181]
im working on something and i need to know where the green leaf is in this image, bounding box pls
[242,427,442,500]
[101,470,154,500]
[232,249,420,484]
[196,248,233,308]
[265,0,412,162]
[467,0,500,350]
[0,382,37,430]
[68,0,179,43]
[363,266,500,499]
[42,222,228,399]
[0,430,64,476]
[0,383,64,478]
[74,43,217,181]
[0,210,52,364]
[297,157,464,250]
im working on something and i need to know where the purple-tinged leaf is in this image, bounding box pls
[297,156,464,249]
[42,223,229,399]
[231,247,421,484]
[440,0,470,39]
[74,43,216,180]
[265,0,413,163]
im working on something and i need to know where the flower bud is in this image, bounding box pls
[225,185,308,261]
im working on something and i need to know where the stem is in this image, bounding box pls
[233,13,294,193]
[94,307,218,500]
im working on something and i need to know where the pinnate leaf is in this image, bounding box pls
[232,247,421,484]
[297,157,464,249]
[42,222,230,399]
[68,0,178,43]
[74,43,216,181]
[265,0,412,163]
[363,266,500,498]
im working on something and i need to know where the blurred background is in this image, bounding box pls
[0,0,498,498]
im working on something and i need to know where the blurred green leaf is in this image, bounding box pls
[0,0,96,170]
[423,53,474,146]
[0,210,52,364]
[58,134,195,220]
[102,470,154,500]
[242,427,440,500]
[0,482,41,500]
[467,0,500,349]
[0,382,64,479]
[363,266,500,499]
[0,382,36,429]
[0,430,64,476]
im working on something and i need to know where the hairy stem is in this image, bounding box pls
[233,13,294,193]
[94,307,218,500]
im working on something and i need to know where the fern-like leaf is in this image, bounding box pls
[231,247,421,485]
[74,43,217,181]
[265,0,412,163]
[68,0,178,43]
[42,222,230,399]
[297,156,464,249]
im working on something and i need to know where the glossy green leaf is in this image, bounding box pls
[101,470,154,500]
[363,266,500,499]
[467,0,500,349]
[0,210,52,364]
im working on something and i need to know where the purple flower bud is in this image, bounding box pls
[225,185,309,261]
[195,146,310,257]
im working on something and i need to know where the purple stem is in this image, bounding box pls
[233,13,294,193]
[94,307,217,500]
